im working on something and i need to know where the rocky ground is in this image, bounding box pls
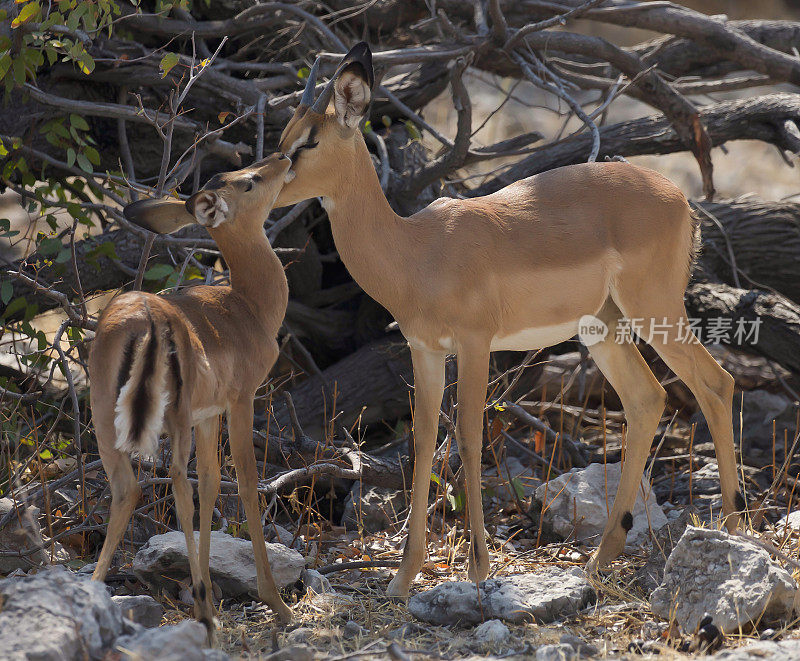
[2,449,800,660]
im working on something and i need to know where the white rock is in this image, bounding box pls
[286,627,314,645]
[535,462,667,550]
[707,639,800,660]
[112,594,164,628]
[536,643,577,661]
[560,633,599,657]
[341,483,406,532]
[0,498,48,573]
[408,568,595,625]
[133,531,304,598]
[775,510,800,533]
[473,619,510,646]
[114,620,228,660]
[651,527,799,633]
[484,457,541,505]
[301,568,332,594]
[486,569,595,623]
[342,620,366,639]
[0,565,123,660]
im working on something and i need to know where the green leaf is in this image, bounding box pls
[3,296,28,319]
[144,263,174,280]
[70,113,89,131]
[84,145,100,165]
[1,280,12,305]
[66,147,76,167]
[76,50,94,75]
[38,236,63,256]
[86,240,118,267]
[159,52,179,78]
[12,57,26,85]
[0,53,13,81]
[404,120,422,141]
[76,152,92,172]
[510,477,525,501]
[11,2,40,28]
[297,66,310,80]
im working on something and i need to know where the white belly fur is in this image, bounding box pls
[192,406,225,425]
[408,321,579,354]
[490,321,578,351]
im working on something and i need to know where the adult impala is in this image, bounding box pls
[89,153,294,638]
[276,43,742,597]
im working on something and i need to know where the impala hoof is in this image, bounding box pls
[270,600,293,624]
[386,576,409,600]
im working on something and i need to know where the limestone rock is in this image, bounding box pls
[133,531,304,598]
[114,620,228,660]
[651,527,799,633]
[0,497,48,573]
[536,643,577,661]
[408,567,595,626]
[0,565,124,660]
[301,568,332,594]
[636,507,697,594]
[341,483,406,532]
[707,639,800,660]
[112,594,164,628]
[534,462,667,550]
[473,619,511,646]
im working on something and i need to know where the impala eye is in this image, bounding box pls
[243,179,254,192]
[298,140,319,152]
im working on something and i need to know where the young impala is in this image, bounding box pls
[274,43,742,598]
[89,153,294,637]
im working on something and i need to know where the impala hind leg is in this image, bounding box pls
[92,417,140,582]
[586,303,666,570]
[386,347,446,599]
[455,340,492,584]
[195,416,221,618]
[228,397,292,622]
[169,422,217,643]
[642,308,740,531]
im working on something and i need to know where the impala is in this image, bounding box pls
[274,43,742,597]
[89,153,294,638]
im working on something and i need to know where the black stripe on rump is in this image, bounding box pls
[165,320,182,407]
[130,319,159,442]
[116,334,138,400]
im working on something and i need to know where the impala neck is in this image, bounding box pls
[323,136,409,311]
[208,222,286,324]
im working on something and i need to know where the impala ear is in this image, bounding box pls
[332,43,373,129]
[186,190,229,228]
[123,198,196,235]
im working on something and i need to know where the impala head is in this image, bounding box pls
[123,153,292,235]
[275,42,374,206]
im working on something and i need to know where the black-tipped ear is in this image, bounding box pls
[311,42,374,115]
[332,43,374,129]
[343,41,374,89]
[123,198,196,235]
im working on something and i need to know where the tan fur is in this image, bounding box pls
[275,55,740,598]
[89,154,294,636]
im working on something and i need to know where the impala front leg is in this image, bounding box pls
[455,339,491,584]
[386,347,445,599]
[228,397,292,623]
[195,416,221,613]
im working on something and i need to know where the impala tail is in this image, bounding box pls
[687,203,703,273]
[113,316,180,458]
